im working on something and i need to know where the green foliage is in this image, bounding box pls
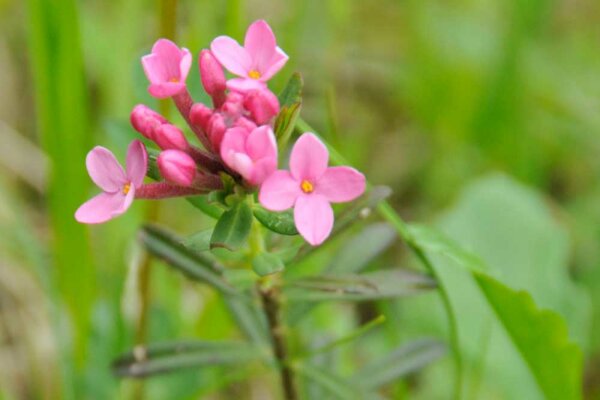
[210,201,253,251]
[253,206,298,236]
[252,253,285,277]
[275,73,303,146]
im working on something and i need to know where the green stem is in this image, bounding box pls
[296,118,463,400]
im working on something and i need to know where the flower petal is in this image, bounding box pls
[230,152,254,181]
[225,77,267,93]
[211,36,252,77]
[148,82,186,98]
[126,140,148,188]
[259,170,301,211]
[294,194,334,246]
[315,166,366,203]
[260,47,289,81]
[246,126,277,160]
[250,157,277,185]
[75,191,130,224]
[86,146,126,192]
[244,20,277,74]
[220,127,249,164]
[179,48,192,81]
[290,133,329,181]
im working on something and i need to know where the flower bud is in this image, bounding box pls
[207,113,226,151]
[189,102,213,131]
[157,150,196,186]
[199,50,226,98]
[130,104,168,140]
[244,89,280,125]
[154,124,190,151]
[233,116,258,132]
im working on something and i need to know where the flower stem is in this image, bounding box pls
[258,282,298,400]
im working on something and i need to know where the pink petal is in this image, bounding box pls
[290,133,329,182]
[315,166,366,203]
[148,82,186,98]
[244,20,277,74]
[86,146,127,192]
[226,77,267,93]
[74,191,132,224]
[246,126,277,160]
[260,47,289,81]
[229,152,254,180]
[142,54,170,83]
[152,39,182,63]
[179,48,192,82]
[259,170,301,211]
[294,194,334,246]
[126,140,148,188]
[249,157,277,185]
[210,36,252,77]
[220,127,249,163]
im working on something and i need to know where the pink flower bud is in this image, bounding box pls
[220,125,278,185]
[189,103,213,131]
[233,116,258,132]
[207,114,226,151]
[244,89,280,125]
[130,104,168,140]
[154,124,190,151]
[157,149,196,186]
[199,50,226,98]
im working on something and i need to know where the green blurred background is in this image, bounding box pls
[1,0,599,398]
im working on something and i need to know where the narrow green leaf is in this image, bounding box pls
[252,253,285,277]
[210,201,253,250]
[285,269,436,302]
[278,72,303,107]
[353,339,447,389]
[332,185,392,234]
[474,272,582,400]
[327,223,396,273]
[408,224,486,272]
[253,206,298,236]
[112,340,263,378]
[182,229,213,255]
[295,363,363,400]
[139,225,236,294]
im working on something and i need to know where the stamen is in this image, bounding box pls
[300,180,314,194]
[168,77,179,83]
[248,70,261,80]
[123,183,131,195]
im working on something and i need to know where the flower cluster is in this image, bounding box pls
[76,20,365,246]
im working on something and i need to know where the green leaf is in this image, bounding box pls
[327,223,396,273]
[112,340,263,378]
[182,229,213,255]
[210,201,253,251]
[253,206,298,236]
[408,224,486,272]
[252,253,285,277]
[295,363,363,400]
[139,225,236,295]
[474,273,582,400]
[333,186,392,234]
[353,339,447,390]
[285,269,436,302]
[278,72,303,107]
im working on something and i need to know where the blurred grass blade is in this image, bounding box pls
[285,269,436,302]
[474,272,582,400]
[295,363,363,400]
[353,339,447,389]
[113,340,263,378]
[327,223,396,273]
[139,225,236,294]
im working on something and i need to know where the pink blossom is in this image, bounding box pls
[142,39,192,98]
[244,88,280,125]
[158,150,196,186]
[75,140,148,224]
[259,133,366,246]
[220,125,278,185]
[210,20,288,92]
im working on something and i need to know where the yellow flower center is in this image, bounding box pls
[248,70,261,79]
[300,180,314,194]
[123,183,131,195]
[168,77,179,83]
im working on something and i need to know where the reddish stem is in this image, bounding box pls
[135,182,206,199]
[173,90,213,153]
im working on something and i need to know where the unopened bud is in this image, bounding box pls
[207,113,226,151]
[154,124,190,151]
[199,50,226,98]
[157,150,196,186]
[244,89,280,125]
[130,104,168,140]
[189,102,213,131]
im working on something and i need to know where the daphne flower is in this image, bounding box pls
[259,133,366,246]
[211,20,288,92]
[142,39,192,98]
[75,140,148,224]
[220,125,278,185]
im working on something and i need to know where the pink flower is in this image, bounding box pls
[220,125,278,185]
[142,39,192,98]
[211,20,288,92]
[75,140,148,224]
[259,133,366,246]
[244,88,280,125]
[158,150,196,186]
